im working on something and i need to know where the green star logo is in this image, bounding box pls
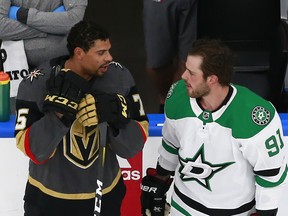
[179,144,234,191]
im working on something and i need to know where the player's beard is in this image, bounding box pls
[188,81,210,98]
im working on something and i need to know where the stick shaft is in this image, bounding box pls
[94,122,108,216]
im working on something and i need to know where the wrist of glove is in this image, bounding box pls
[43,67,91,126]
[93,93,130,128]
[8,6,28,24]
[141,168,173,216]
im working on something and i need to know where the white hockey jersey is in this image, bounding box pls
[159,80,288,216]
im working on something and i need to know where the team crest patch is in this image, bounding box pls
[251,106,270,125]
[166,82,178,99]
[25,69,44,82]
[202,111,210,120]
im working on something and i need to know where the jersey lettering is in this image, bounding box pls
[44,95,78,110]
[117,94,128,118]
[15,108,29,130]
[94,179,103,214]
[265,129,284,157]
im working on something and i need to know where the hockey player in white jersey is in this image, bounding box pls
[140,39,288,216]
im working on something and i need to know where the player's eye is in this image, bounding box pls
[97,50,106,56]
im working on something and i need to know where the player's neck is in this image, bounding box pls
[200,85,230,111]
[64,58,91,80]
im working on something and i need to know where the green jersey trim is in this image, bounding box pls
[255,165,288,187]
[171,199,192,216]
[162,140,178,155]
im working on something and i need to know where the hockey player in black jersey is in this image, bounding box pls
[15,20,149,216]
[140,39,287,216]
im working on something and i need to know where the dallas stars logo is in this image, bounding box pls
[179,144,234,191]
[252,106,270,126]
[25,69,44,82]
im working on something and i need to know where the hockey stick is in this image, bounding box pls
[94,121,108,216]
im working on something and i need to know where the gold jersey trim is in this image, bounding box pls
[103,169,122,194]
[138,120,149,137]
[16,130,27,156]
[28,176,95,200]
[28,168,122,199]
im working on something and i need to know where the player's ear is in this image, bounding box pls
[74,47,85,60]
[207,75,218,84]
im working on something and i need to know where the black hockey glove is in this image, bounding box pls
[141,168,172,216]
[43,67,91,125]
[93,93,130,128]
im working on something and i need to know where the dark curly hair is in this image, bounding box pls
[67,20,110,56]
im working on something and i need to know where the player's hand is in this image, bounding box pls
[93,93,130,128]
[43,67,90,126]
[77,94,98,127]
[141,168,172,216]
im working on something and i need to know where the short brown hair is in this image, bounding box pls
[188,39,234,86]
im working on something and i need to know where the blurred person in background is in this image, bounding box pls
[143,0,197,113]
[0,0,87,68]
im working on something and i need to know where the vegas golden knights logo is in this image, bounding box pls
[63,121,100,169]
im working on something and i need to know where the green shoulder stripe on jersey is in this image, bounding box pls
[165,80,197,119]
[171,199,192,216]
[216,85,276,138]
[255,165,288,188]
[162,139,178,155]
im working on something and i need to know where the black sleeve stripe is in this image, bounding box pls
[254,167,280,177]
[256,208,278,216]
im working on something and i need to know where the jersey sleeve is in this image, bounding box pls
[103,62,149,158]
[15,65,69,164]
[126,84,149,138]
[157,117,180,172]
[242,112,288,210]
